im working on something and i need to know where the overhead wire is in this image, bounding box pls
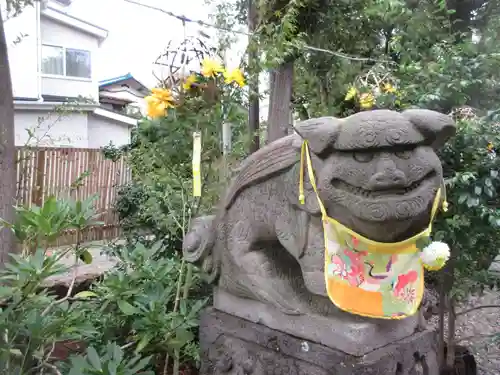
[122,0,392,63]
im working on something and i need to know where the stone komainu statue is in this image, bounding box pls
[183,109,455,333]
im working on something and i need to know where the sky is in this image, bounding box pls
[65,0,248,88]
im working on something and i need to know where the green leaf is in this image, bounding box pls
[174,327,194,346]
[474,186,482,195]
[106,361,118,375]
[0,286,13,299]
[79,250,93,264]
[135,334,153,354]
[68,358,85,375]
[117,300,138,316]
[9,349,23,357]
[485,188,494,198]
[74,291,98,299]
[188,298,208,318]
[112,342,123,363]
[166,339,185,352]
[86,347,102,370]
[128,355,153,373]
[491,170,498,178]
[466,197,479,207]
[179,299,187,316]
[42,196,57,217]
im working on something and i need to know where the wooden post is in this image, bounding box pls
[33,149,45,206]
[248,0,260,153]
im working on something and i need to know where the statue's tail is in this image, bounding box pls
[183,215,220,284]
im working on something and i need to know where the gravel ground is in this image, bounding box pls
[428,288,500,375]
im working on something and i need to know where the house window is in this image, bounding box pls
[41,45,91,79]
[66,48,91,78]
[41,45,64,75]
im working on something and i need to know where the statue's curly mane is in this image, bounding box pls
[224,135,301,209]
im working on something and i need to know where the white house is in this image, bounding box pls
[3,0,140,148]
[99,73,150,118]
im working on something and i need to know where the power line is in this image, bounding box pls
[122,0,391,63]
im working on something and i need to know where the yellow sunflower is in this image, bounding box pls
[383,82,396,94]
[344,87,357,101]
[183,73,197,90]
[223,68,245,87]
[201,58,224,78]
[359,92,375,109]
[145,88,175,118]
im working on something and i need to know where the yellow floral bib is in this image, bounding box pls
[299,141,443,320]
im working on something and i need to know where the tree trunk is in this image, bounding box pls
[0,9,16,266]
[445,253,457,371]
[267,61,293,142]
[446,297,457,368]
[247,0,260,154]
[438,272,446,369]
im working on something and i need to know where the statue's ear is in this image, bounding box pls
[293,117,342,155]
[402,109,456,150]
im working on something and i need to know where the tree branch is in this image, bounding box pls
[41,254,79,316]
[456,304,500,317]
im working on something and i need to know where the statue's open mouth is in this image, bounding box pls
[333,171,437,199]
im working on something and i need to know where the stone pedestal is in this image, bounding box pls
[199,308,439,375]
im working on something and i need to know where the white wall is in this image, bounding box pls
[3,1,41,99]
[14,109,89,147]
[87,114,131,148]
[40,16,100,100]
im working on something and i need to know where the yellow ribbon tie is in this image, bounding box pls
[299,141,306,204]
[441,177,448,212]
[192,132,202,197]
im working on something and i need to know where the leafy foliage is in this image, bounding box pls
[432,116,500,294]
[0,196,206,374]
[274,0,500,118]
[81,241,207,367]
[67,343,155,375]
[0,198,102,374]
[1,196,102,258]
[4,0,34,17]
[110,56,249,254]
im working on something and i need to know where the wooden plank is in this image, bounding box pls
[21,149,31,205]
[52,149,59,198]
[33,149,45,206]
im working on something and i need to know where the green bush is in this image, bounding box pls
[431,116,500,292]
[66,343,155,375]
[0,196,104,374]
[0,196,206,374]
[81,241,206,369]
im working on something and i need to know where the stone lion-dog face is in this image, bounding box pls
[296,109,455,242]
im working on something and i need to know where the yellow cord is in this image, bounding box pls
[441,177,448,212]
[299,141,306,204]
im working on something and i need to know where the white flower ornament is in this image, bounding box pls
[420,241,450,271]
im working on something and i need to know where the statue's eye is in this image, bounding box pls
[353,152,374,163]
[395,150,412,160]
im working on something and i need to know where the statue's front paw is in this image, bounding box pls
[302,271,327,296]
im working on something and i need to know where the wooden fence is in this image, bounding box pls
[15,147,131,246]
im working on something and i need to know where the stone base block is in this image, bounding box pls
[214,288,419,356]
[199,308,439,375]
